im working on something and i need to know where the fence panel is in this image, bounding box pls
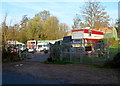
[59,40,109,64]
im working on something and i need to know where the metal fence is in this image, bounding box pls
[59,40,111,64]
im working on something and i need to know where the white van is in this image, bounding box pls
[36,43,49,52]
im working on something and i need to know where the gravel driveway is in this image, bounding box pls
[25,52,48,62]
[3,60,120,84]
[3,71,63,84]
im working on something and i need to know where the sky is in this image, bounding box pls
[1,0,119,29]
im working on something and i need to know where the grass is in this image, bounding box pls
[90,62,120,71]
[44,60,73,65]
[110,45,120,48]
[44,56,106,64]
[72,56,106,63]
[109,47,119,58]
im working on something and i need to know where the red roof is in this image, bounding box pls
[72,29,104,35]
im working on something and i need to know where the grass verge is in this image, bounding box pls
[44,60,73,65]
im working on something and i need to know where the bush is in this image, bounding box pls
[49,41,61,61]
[2,51,21,62]
[104,53,120,68]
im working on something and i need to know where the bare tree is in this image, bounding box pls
[73,0,110,29]
[59,23,69,38]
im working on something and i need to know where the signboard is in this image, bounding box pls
[72,31,84,39]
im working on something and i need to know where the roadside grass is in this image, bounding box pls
[90,62,120,71]
[72,55,106,63]
[109,46,119,58]
[90,62,111,68]
[44,60,73,65]
[44,56,106,65]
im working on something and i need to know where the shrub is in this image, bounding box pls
[2,50,20,62]
[49,41,61,62]
[104,53,120,68]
